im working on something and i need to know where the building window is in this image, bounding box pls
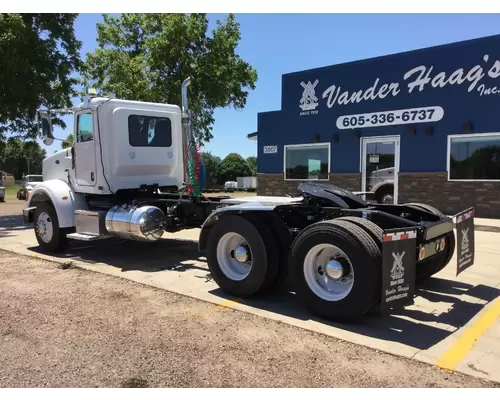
[284,143,330,180]
[76,113,93,143]
[128,115,172,147]
[448,133,500,181]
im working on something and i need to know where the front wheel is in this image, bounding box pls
[33,202,69,253]
[376,187,394,204]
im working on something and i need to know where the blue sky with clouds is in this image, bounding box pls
[44,13,500,159]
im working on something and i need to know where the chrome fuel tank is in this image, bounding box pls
[105,204,165,241]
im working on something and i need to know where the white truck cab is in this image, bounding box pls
[42,97,184,195]
[23,78,215,252]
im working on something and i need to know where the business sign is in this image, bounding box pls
[263,145,278,154]
[299,54,500,117]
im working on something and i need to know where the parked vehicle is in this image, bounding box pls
[237,176,257,191]
[17,175,44,201]
[0,175,5,202]
[22,78,477,321]
[224,181,237,192]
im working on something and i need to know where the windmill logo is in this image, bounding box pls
[299,80,319,112]
[390,251,405,280]
[461,228,470,253]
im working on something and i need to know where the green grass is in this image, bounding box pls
[4,185,22,195]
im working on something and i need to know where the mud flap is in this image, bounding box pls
[455,207,475,276]
[380,228,418,313]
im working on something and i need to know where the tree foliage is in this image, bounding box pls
[218,152,252,183]
[246,156,257,176]
[200,151,222,185]
[81,13,258,143]
[0,13,82,141]
[61,133,74,149]
[0,138,46,179]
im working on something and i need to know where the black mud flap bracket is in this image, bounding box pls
[453,207,475,277]
[380,227,418,314]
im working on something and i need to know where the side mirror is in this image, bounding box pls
[38,111,54,146]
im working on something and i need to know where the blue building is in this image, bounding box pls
[249,34,500,218]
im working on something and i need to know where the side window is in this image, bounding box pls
[128,115,172,147]
[77,113,93,143]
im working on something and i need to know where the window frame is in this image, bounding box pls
[283,142,331,182]
[128,114,173,148]
[76,111,94,143]
[447,132,500,182]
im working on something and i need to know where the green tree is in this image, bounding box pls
[246,156,257,176]
[200,151,221,186]
[218,153,251,183]
[61,133,74,149]
[80,13,257,143]
[0,14,82,141]
[0,138,46,179]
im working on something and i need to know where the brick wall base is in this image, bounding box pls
[257,173,361,197]
[399,172,500,218]
[257,172,500,218]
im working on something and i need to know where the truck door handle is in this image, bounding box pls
[91,172,95,181]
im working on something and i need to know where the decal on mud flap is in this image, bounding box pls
[456,207,475,276]
[381,228,417,313]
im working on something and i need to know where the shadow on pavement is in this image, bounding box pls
[27,235,208,275]
[208,278,499,351]
[0,215,31,238]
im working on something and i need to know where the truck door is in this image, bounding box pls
[74,111,97,187]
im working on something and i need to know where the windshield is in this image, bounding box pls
[27,176,43,182]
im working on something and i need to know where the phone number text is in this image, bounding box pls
[336,106,444,130]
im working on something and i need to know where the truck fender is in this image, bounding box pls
[26,180,88,228]
[198,203,277,252]
[371,180,394,194]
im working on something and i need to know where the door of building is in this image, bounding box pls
[361,136,400,204]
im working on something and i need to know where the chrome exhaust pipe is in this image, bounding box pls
[181,77,191,114]
[181,77,193,187]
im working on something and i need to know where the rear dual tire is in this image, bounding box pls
[206,214,280,298]
[406,202,456,281]
[290,218,382,321]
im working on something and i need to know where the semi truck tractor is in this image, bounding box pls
[23,78,477,321]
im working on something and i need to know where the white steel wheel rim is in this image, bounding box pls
[36,212,54,243]
[303,243,355,301]
[216,232,253,281]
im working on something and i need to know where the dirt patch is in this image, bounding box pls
[0,249,498,388]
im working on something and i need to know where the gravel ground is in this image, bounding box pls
[0,249,498,388]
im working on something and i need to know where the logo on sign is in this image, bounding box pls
[461,227,470,253]
[299,80,319,116]
[390,251,405,280]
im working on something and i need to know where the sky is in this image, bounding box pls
[44,13,500,159]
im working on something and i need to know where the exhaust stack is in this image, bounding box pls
[181,77,193,180]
